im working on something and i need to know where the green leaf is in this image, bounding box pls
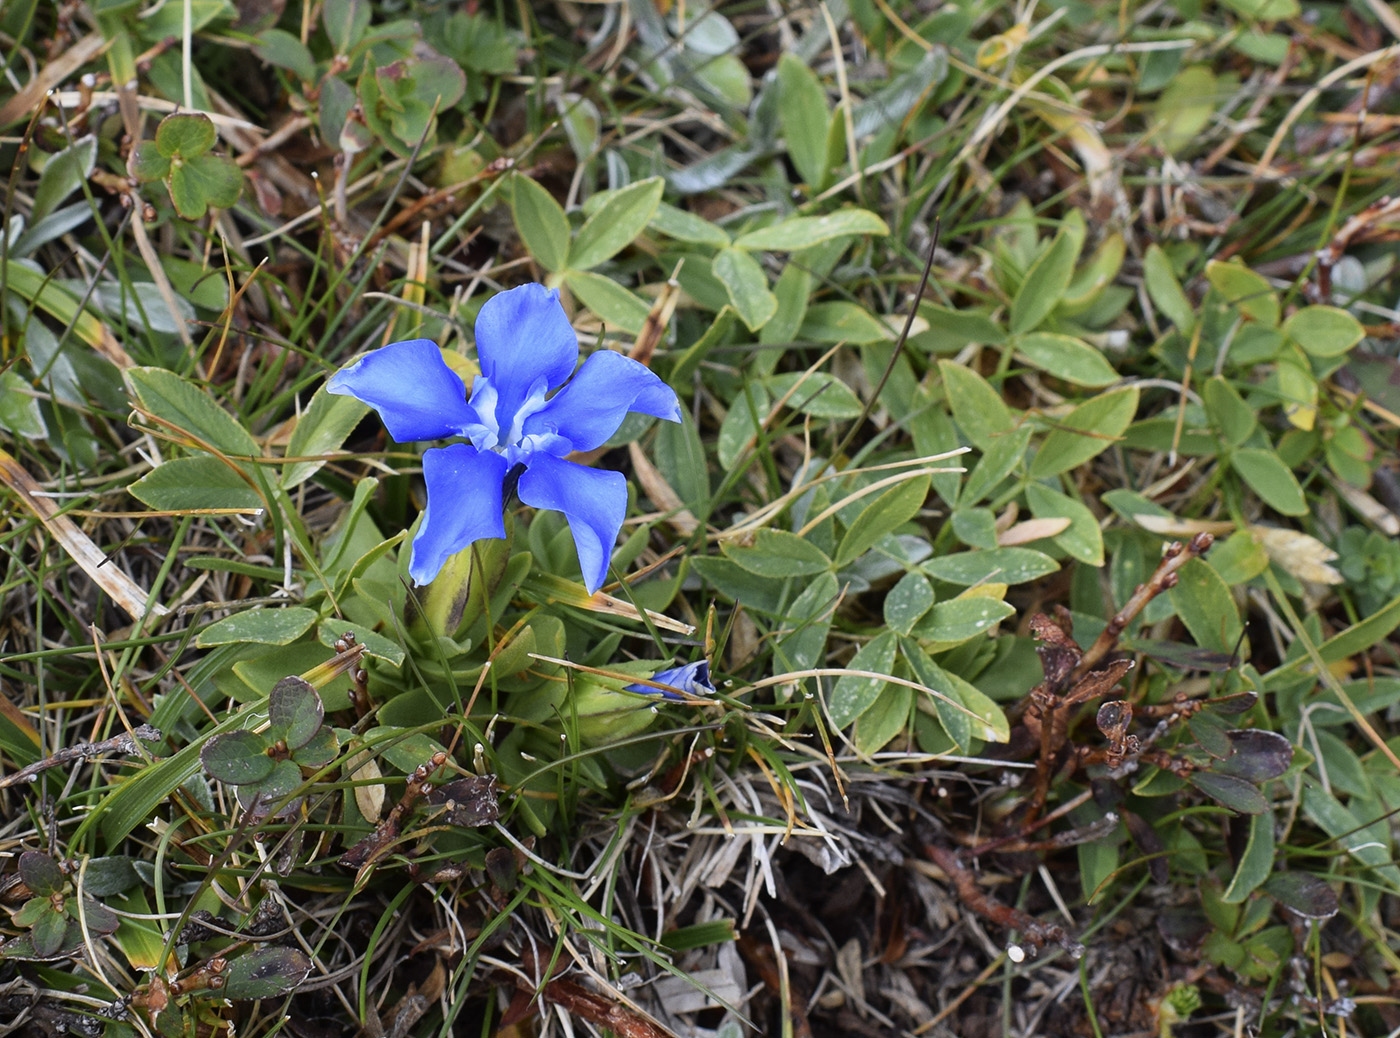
[79,857,139,898]
[717,382,771,469]
[564,270,650,335]
[650,202,729,246]
[569,177,664,271]
[128,455,263,512]
[19,852,65,897]
[721,530,832,577]
[835,474,930,567]
[168,154,242,219]
[1313,593,1400,668]
[1156,66,1217,156]
[221,947,312,999]
[556,92,600,161]
[1029,387,1139,478]
[510,175,570,273]
[922,548,1059,586]
[1231,448,1307,515]
[1010,227,1079,334]
[128,141,170,183]
[906,652,1010,747]
[1013,332,1119,387]
[323,0,370,54]
[282,385,369,489]
[1187,771,1267,814]
[1143,244,1195,330]
[734,209,889,251]
[29,906,67,958]
[1218,0,1299,18]
[1025,482,1103,565]
[951,507,998,550]
[1301,783,1400,891]
[0,370,44,438]
[911,595,1015,649]
[855,684,912,754]
[712,248,777,331]
[797,301,891,344]
[828,630,899,728]
[884,571,935,636]
[961,425,1031,505]
[140,0,234,37]
[1283,305,1364,359]
[1170,558,1242,654]
[253,28,317,82]
[155,112,216,159]
[197,606,319,648]
[1261,872,1339,920]
[32,137,96,224]
[777,53,831,187]
[14,898,48,928]
[764,371,863,418]
[200,730,274,785]
[292,724,339,767]
[1206,260,1279,326]
[940,360,1014,451]
[759,263,813,353]
[1275,358,1317,431]
[126,367,259,456]
[1203,376,1256,447]
[318,620,406,667]
[653,417,710,516]
[268,676,324,750]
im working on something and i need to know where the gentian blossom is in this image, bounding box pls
[623,660,716,701]
[328,284,681,593]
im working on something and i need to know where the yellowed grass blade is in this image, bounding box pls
[0,448,168,622]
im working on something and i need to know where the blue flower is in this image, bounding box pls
[327,284,681,592]
[623,660,716,701]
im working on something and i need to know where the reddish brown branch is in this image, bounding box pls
[924,843,1085,959]
[1069,532,1214,685]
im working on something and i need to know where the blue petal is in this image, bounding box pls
[516,453,626,594]
[327,339,474,443]
[523,349,682,452]
[411,444,510,585]
[474,285,579,432]
[624,661,715,700]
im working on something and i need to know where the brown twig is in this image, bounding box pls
[1068,532,1214,684]
[923,843,1085,959]
[0,725,160,788]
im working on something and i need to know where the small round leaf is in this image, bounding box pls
[268,676,324,750]
[19,852,65,897]
[201,730,274,785]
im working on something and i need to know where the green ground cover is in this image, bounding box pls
[3,0,1400,1034]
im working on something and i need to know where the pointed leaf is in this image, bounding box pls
[1187,771,1267,814]
[197,607,318,648]
[827,630,899,728]
[126,367,259,457]
[712,248,776,331]
[569,177,664,271]
[129,455,263,512]
[510,175,570,272]
[1262,872,1338,919]
[1231,448,1307,515]
[734,209,888,251]
[220,947,313,999]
